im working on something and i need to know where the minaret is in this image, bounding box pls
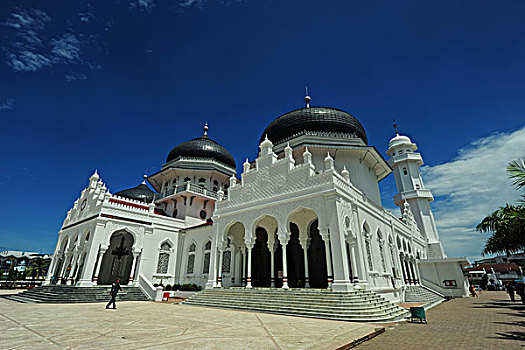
[386,124,445,259]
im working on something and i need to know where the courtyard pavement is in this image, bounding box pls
[2,290,522,349]
[357,290,525,349]
[0,297,379,349]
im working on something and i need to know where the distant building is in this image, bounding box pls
[464,263,523,286]
[0,250,51,277]
[474,253,525,267]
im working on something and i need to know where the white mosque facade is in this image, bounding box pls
[45,100,469,301]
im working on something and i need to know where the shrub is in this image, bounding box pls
[180,283,201,291]
[165,284,172,291]
[173,283,181,291]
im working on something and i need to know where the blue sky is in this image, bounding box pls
[0,0,524,261]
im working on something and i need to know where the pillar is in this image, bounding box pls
[235,246,242,286]
[230,243,236,286]
[217,248,224,288]
[205,225,220,289]
[246,245,253,288]
[404,259,412,284]
[72,253,84,283]
[128,252,140,284]
[399,255,407,284]
[269,243,276,288]
[241,248,247,286]
[300,239,310,288]
[321,235,333,289]
[92,247,107,284]
[349,241,359,284]
[68,251,79,285]
[409,259,418,284]
[279,234,290,289]
[59,251,72,282]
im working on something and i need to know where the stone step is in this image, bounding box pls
[185,300,399,315]
[187,295,393,309]
[183,288,408,322]
[1,286,149,304]
[184,301,408,322]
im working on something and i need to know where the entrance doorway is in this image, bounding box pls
[98,231,134,285]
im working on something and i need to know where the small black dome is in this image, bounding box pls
[260,107,368,145]
[166,136,236,169]
[114,183,156,203]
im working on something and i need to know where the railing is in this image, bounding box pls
[138,274,163,301]
[156,183,218,200]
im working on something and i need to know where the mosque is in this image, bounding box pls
[44,95,469,305]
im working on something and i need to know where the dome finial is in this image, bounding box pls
[142,174,148,184]
[304,86,311,108]
[393,118,399,136]
[203,122,209,136]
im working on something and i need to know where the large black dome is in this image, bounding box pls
[166,136,236,169]
[260,107,368,145]
[114,183,156,203]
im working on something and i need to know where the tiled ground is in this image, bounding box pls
[359,291,525,349]
[0,298,378,349]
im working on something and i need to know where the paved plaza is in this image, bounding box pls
[1,291,523,349]
[358,291,525,349]
[0,297,379,349]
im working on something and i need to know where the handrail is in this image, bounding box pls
[138,274,163,301]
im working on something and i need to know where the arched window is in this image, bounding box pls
[202,240,212,274]
[156,242,172,274]
[377,232,387,272]
[363,225,373,271]
[186,243,196,274]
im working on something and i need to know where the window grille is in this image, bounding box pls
[222,250,231,273]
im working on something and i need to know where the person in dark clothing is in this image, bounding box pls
[105,278,122,309]
[506,283,516,302]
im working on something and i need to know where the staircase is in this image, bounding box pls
[2,285,149,304]
[183,288,409,322]
[404,285,445,308]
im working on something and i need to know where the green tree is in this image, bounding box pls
[476,204,525,255]
[25,257,49,285]
[507,157,525,205]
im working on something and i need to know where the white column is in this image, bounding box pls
[234,246,242,286]
[206,224,221,289]
[67,251,80,285]
[241,248,247,286]
[269,244,276,288]
[44,251,60,285]
[279,234,290,289]
[300,239,310,288]
[59,252,72,282]
[128,252,139,284]
[320,233,333,289]
[246,246,253,288]
[72,254,84,283]
[230,243,236,286]
[217,248,224,288]
[349,242,359,284]
[92,247,107,284]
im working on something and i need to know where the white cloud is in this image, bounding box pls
[51,33,81,62]
[421,126,525,259]
[129,0,156,12]
[0,99,15,111]
[65,73,87,82]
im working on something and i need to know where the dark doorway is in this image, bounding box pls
[98,231,134,285]
[251,227,271,287]
[307,220,328,288]
[287,223,305,288]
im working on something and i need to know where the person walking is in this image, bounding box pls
[106,278,122,309]
[506,283,516,302]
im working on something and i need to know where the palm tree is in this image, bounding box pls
[25,257,49,287]
[476,204,525,255]
[507,157,525,205]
